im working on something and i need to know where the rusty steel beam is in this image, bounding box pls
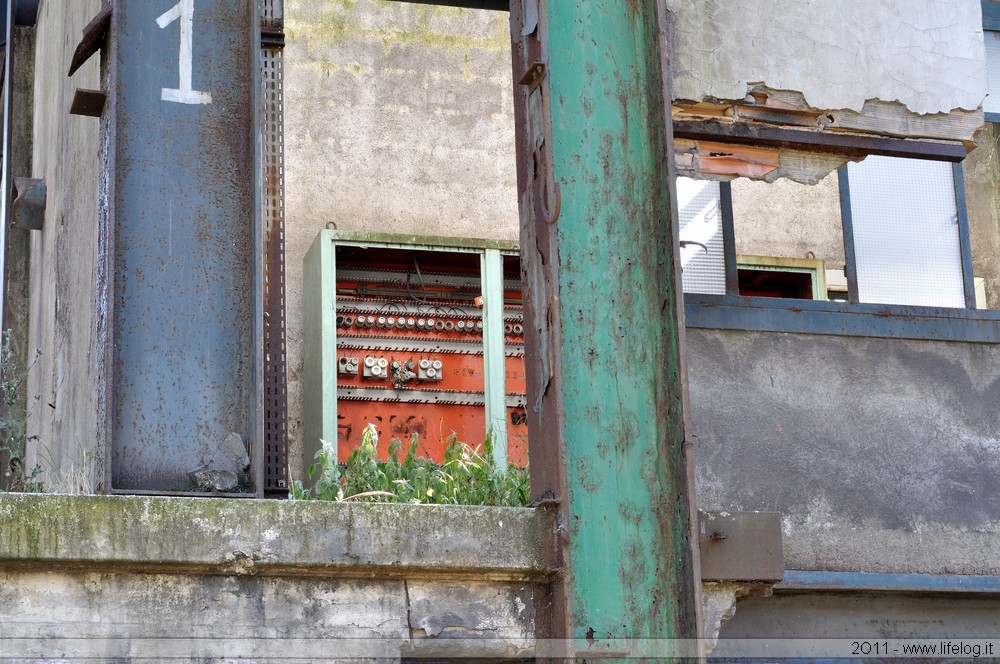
[511,0,700,659]
[674,119,969,162]
[104,0,262,493]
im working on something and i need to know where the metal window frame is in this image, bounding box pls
[984,0,1000,31]
[683,160,1000,342]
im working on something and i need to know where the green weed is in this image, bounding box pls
[0,329,41,492]
[291,423,529,506]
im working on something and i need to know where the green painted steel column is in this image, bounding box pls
[481,248,509,469]
[536,0,699,652]
[303,231,338,478]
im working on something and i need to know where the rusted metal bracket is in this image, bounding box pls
[69,89,107,118]
[699,511,784,583]
[68,0,112,77]
[518,61,546,90]
[10,177,45,231]
[536,142,561,225]
[261,27,285,48]
[261,0,285,48]
[519,61,561,224]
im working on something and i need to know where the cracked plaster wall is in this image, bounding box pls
[667,0,987,114]
[688,328,1000,574]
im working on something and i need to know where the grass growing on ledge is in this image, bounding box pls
[291,424,529,507]
[0,330,42,493]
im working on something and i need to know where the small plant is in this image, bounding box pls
[0,330,41,492]
[291,423,530,507]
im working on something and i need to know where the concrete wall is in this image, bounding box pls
[732,171,845,268]
[963,123,1000,309]
[0,495,539,660]
[688,328,1000,574]
[716,591,1000,656]
[283,0,519,471]
[24,1,104,491]
[667,0,986,114]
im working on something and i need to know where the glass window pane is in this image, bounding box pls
[847,156,965,308]
[985,30,1000,115]
[678,178,726,295]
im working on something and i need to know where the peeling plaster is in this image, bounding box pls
[667,0,986,115]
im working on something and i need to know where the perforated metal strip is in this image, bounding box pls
[261,0,288,495]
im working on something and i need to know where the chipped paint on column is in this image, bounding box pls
[110,0,260,491]
[543,0,698,645]
[667,0,985,114]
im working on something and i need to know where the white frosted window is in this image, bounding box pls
[678,178,726,295]
[847,156,965,308]
[985,30,1000,115]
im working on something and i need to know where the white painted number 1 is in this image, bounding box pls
[157,0,212,105]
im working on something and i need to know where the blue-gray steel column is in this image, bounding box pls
[109,0,261,492]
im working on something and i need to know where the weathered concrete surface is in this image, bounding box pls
[701,582,755,654]
[1,25,37,492]
[0,494,546,578]
[667,0,986,114]
[716,592,1000,648]
[283,0,519,473]
[25,0,103,491]
[964,123,1000,309]
[0,495,538,659]
[688,329,1000,574]
[0,571,536,660]
[0,495,749,659]
[408,580,533,640]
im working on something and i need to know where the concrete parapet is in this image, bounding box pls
[0,494,547,579]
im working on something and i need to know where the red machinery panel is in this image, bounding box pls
[335,246,527,465]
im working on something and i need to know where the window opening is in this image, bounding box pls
[328,242,526,467]
[736,255,826,300]
[730,172,845,302]
[680,153,1000,341]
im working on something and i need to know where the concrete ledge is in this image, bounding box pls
[0,494,548,580]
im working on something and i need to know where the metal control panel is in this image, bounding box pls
[333,244,527,465]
